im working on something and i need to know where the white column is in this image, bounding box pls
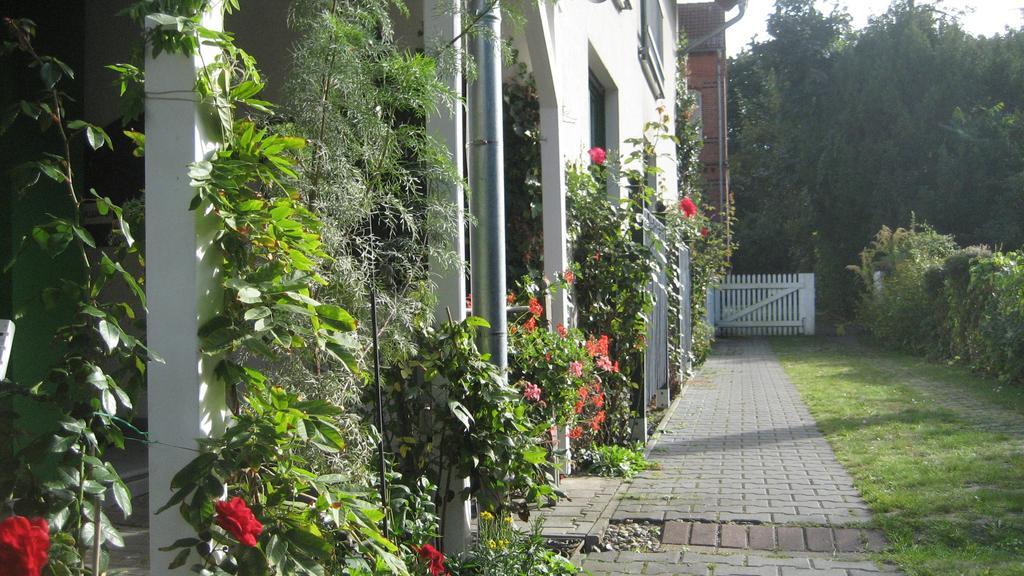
[145,6,227,575]
[539,106,570,330]
[527,1,573,476]
[425,0,471,554]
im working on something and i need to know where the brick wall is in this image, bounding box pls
[679,2,730,218]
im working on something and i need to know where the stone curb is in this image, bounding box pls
[660,521,888,554]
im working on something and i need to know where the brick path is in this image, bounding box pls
[582,339,900,575]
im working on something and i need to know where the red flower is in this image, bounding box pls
[612,360,620,373]
[574,400,585,414]
[563,270,575,284]
[569,426,584,439]
[700,226,709,238]
[0,516,49,576]
[588,147,607,166]
[595,355,613,371]
[577,386,590,401]
[417,544,447,576]
[593,252,601,262]
[586,335,611,357]
[528,297,544,317]
[594,392,605,408]
[465,293,473,309]
[679,197,697,218]
[524,317,538,332]
[556,323,568,338]
[215,497,263,547]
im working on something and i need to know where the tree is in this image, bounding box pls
[729,0,1024,320]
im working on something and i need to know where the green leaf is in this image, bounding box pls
[244,306,272,321]
[85,125,111,150]
[285,527,332,560]
[448,400,474,430]
[123,130,145,157]
[465,316,490,328]
[112,480,132,517]
[237,286,262,304]
[523,445,548,465]
[266,535,287,566]
[315,305,356,331]
[158,538,201,552]
[50,434,77,453]
[236,546,269,576]
[36,159,66,183]
[71,225,96,248]
[168,548,191,570]
[97,319,120,352]
[39,61,62,89]
[288,249,314,271]
[85,365,108,391]
[168,452,218,492]
[101,389,117,415]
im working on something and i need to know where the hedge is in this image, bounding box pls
[854,224,1024,385]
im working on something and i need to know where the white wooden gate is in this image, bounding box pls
[708,274,815,336]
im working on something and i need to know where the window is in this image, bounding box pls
[639,0,665,98]
[589,72,607,150]
[690,89,703,130]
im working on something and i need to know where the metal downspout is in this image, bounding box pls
[717,50,725,220]
[468,0,508,369]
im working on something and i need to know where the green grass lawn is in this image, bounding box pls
[770,337,1024,576]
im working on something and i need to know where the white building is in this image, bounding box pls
[1,0,681,572]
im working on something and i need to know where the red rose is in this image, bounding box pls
[569,426,583,439]
[700,226,709,238]
[417,543,447,576]
[563,270,575,284]
[588,147,606,166]
[557,323,568,338]
[215,497,263,547]
[0,516,49,576]
[679,197,697,218]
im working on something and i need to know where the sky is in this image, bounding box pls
[719,0,1024,56]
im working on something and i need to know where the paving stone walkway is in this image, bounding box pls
[582,339,901,575]
[525,475,621,546]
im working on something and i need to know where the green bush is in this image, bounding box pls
[854,224,1024,385]
[578,444,650,479]
[956,253,1024,384]
[851,222,957,355]
[449,515,578,576]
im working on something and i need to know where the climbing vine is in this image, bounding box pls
[1,16,151,575]
[114,1,405,573]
